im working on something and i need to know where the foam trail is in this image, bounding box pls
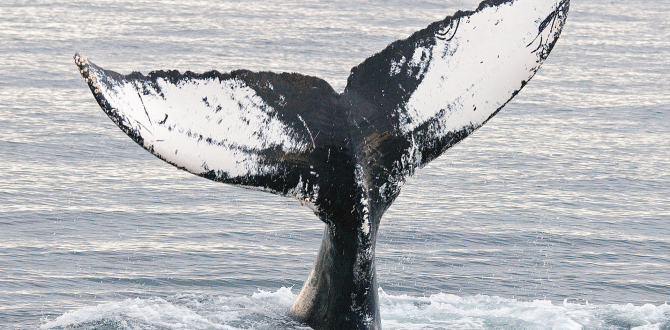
[41,288,670,330]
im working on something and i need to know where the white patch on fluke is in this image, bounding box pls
[398,0,565,135]
[389,56,407,76]
[95,71,310,179]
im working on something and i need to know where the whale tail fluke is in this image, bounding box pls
[75,0,569,328]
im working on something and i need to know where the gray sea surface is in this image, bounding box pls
[1,0,669,329]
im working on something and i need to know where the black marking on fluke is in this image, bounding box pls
[74,0,569,329]
[158,114,168,125]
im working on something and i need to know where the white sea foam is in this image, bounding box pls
[40,297,232,329]
[41,288,670,330]
[380,290,670,330]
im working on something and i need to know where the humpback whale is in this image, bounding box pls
[74,0,569,328]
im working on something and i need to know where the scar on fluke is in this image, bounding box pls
[436,17,461,41]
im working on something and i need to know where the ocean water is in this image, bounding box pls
[1,0,669,329]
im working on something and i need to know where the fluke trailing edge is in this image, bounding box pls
[74,0,569,329]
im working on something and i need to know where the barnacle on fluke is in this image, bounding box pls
[75,0,569,329]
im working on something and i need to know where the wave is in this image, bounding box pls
[41,288,670,330]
